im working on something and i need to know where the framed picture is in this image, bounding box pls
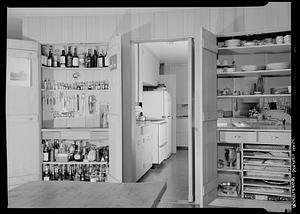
[7,57,31,87]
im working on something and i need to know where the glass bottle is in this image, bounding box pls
[53,49,58,67]
[60,49,66,68]
[43,165,50,181]
[97,49,103,68]
[66,46,73,67]
[43,140,50,162]
[47,48,53,67]
[72,47,79,67]
[86,49,92,68]
[92,49,98,68]
[79,50,85,68]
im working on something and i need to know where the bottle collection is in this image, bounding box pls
[42,163,108,182]
[42,139,109,163]
[42,79,109,90]
[41,45,109,68]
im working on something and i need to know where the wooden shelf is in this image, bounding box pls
[42,161,108,165]
[243,190,291,198]
[243,162,290,168]
[42,66,109,71]
[243,175,290,182]
[217,69,291,77]
[243,169,290,175]
[243,149,290,153]
[218,43,291,55]
[217,94,291,99]
[243,156,290,160]
[243,181,290,190]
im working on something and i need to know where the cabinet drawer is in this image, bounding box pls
[258,132,291,144]
[220,131,256,143]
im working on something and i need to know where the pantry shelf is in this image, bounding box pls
[218,43,291,55]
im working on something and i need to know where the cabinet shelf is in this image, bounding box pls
[243,149,290,153]
[243,156,290,160]
[243,175,290,182]
[42,161,108,165]
[243,190,291,198]
[217,94,291,99]
[243,162,290,168]
[217,69,291,78]
[243,181,290,190]
[218,43,291,55]
[42,66,109,71]
[243,169,290,175]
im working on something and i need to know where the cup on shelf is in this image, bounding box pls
[275,36,284,44]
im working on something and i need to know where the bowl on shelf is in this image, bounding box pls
[225,39,241,47]
[266,62,290,70]
[218,182,238,194]
[241,65,258,71]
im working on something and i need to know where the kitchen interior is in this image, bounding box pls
[134,40,190,203]
[5,3,295,211]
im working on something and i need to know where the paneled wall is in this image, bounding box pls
[22,2,291,43]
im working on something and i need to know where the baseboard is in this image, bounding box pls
[177,146,188,150]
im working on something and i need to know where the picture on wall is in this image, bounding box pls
[7,57,31,87]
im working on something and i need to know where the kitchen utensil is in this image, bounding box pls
[266,62,290,70]
[218,182,238,194]
[88,95,96,114]
[225,39,241,47]
[241,65,258,71]
[233,98,238,111]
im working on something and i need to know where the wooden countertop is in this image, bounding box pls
[8,181,167,208]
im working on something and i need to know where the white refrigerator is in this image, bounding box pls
[142,90,172,159]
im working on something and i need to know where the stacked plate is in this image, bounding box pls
[241,65,258,71]
[266,62,290,70]
[225,39,241,47]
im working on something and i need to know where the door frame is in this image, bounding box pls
[131,37,195,203]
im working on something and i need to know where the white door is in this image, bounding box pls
[107,35,123,183]
[194,28,218,206]
[6,39,41,190]
[159,75,177,154]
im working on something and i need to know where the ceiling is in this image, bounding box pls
[7,7,196,17]
[142,41,188,64]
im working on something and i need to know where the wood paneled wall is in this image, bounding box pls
[22,3,291,43]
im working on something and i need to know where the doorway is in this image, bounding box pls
[132,38,195,204]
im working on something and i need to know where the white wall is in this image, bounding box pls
[7,17,23,39]
[20,3,291,43]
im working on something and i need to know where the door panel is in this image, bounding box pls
[194,28,218,206]
[6,117,40,190]
[107,35,123,183]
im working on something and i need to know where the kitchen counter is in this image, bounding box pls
[218,124,291,132]
[8,181,167,208]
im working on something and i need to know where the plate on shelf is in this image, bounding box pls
[266,62,290,70]
[241,65,258,71]
[243,41,256,46]
[263,180,289,186]
[224,39,241,47]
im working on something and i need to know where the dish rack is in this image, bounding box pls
[242,143,292,202]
